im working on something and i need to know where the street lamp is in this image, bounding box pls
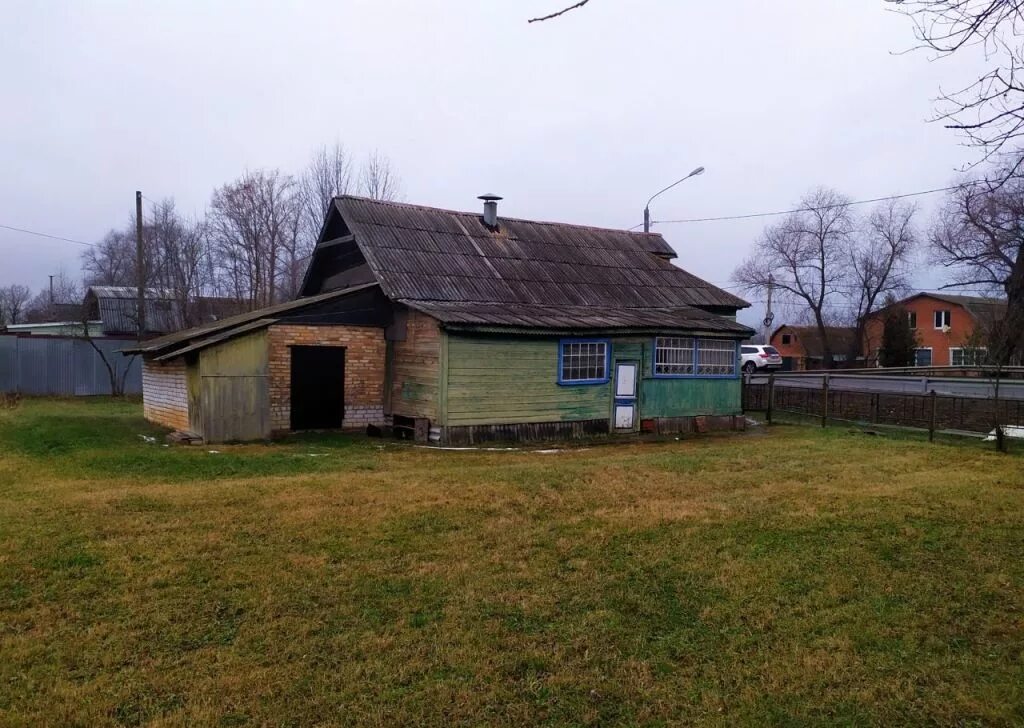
[643,166,705,233]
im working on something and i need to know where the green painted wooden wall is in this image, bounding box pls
[442,334,741,426]
[638,337,741,417]
[445,335,607,426]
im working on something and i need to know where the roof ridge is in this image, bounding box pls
[335,195,665,239]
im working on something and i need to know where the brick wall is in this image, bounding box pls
[267,324,387,433]
[864,297,976,367]
[142,359,190,432]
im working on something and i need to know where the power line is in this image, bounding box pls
[651,183,980,226]
[0,223,95,247]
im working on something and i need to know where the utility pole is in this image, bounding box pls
[135,190,145,340]
[48,275,54,306]
[763,274,775,341]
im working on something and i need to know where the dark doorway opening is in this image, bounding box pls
[290,345,345,430]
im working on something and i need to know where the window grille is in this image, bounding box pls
[696,339,736,376]
[654,336,694,375]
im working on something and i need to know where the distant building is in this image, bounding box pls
[769,325,859,371]
[863,292,1007,367]
[82,287,246,337]
[83,286,177,336]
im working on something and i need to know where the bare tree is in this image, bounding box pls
[208,169,299,310]
[0,285,32,325]
[931,171,1024,363]
[146,199,213,328]
[890,0,1024,177]
[24,270,82,323]
[734,188,856,369]
[845,200,919,361]
[82,228,136,286]
[358,151,403,202]
[284,144,357,299]
[301,143,354,225]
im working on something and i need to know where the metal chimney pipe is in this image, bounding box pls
[478,193,503,228]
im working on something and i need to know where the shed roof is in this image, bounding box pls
[321,196,749,313]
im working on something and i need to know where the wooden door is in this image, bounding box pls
[613,361,638,431]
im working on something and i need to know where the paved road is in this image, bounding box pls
[748,372,1024,401]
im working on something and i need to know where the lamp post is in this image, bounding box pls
[643,166,705,233]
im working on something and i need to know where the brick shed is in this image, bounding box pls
[131,283,397,442]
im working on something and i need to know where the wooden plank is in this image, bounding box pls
[438,329,449,426]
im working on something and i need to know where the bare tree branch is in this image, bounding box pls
[930,166,1024,362]
[528,0,591,23]
[889,1,1024,177]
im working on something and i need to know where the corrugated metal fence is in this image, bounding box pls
[0,335,141,395]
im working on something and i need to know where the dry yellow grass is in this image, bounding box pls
[0,398,1022,726]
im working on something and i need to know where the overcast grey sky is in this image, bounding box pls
[0,1,989,328]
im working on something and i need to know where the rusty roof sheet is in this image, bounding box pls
[334,196,749,312]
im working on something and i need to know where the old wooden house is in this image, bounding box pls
[131,195,753,444]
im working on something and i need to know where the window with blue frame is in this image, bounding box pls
[559,340,609,384]
[654,337,737,377]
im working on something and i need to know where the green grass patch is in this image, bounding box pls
[0,397,1021,725]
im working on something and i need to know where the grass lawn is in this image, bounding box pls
[1,398,1022,726]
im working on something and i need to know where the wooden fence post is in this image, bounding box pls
[872,392,880,424]
[821,375,829,428]
[767,373,775,425]
[928,390,937,443]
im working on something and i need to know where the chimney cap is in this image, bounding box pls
[478,193,503,202]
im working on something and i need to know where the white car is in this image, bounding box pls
[740,344,782,374]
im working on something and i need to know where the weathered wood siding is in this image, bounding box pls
[391,310,441,420]
[441,334,741,427]
[198,330,270,442]
[445,335,608,426]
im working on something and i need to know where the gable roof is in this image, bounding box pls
[916,292,1007,324]
[873,291,1008,322]
[313,196,749,314]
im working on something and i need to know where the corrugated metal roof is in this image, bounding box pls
[85,286,177,335]
[332,196,749,312]
[88,286,171,300]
